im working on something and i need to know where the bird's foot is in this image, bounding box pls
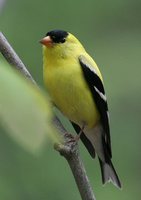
[64,124,85,144]
[64,132,77,143]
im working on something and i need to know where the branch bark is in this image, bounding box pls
[0,32,96,200]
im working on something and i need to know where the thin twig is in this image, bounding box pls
[0,31,96,200]
[53,116,96,200]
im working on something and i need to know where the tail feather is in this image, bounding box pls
[72,122,122,188]
[84,124,121,188]
[99,158,122,189]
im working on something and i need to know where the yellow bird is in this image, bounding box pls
[40,30,121,188]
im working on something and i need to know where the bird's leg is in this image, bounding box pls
[74,123,85,142]
[65,123,85,144]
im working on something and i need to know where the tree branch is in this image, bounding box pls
[0,32,96,200]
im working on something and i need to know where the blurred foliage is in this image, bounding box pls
[0,0,141,200]
[0,61,58,153]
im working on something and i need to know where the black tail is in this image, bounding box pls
[99,158,122,189]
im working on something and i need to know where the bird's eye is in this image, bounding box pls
[60,38,66,43]
[52,35,56,39]
[50,35,66,43]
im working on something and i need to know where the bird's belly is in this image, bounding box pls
[44,66,100,128]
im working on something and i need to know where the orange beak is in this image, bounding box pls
[40,36,53,47]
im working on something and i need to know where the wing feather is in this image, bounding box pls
[79,55,112,158]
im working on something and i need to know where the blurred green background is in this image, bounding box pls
[0,0,141,199]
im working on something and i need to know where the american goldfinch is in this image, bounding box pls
[40,30,121,188]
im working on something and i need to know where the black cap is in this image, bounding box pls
[46,30,68,43]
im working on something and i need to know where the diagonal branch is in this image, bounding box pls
[0,32,96,200]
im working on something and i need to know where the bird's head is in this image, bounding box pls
[40,30,85,61]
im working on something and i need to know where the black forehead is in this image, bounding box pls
[46,30,68,40]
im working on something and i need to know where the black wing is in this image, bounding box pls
[79,55,112,158]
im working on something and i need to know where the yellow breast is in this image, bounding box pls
[43,57,100,128]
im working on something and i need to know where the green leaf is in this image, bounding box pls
[0,61,59,153]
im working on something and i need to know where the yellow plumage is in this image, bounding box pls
[40,30,121,188]
[43,33,102,128]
